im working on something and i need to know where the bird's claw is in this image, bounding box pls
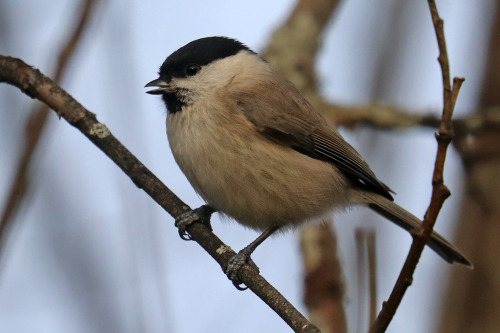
[174,205,214,241]
[226,250,259,290]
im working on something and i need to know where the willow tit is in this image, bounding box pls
[146,37,471,285]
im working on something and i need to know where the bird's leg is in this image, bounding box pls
[175,204,215,240]
[227,225,280,290]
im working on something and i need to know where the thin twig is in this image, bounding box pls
[0,0,98,256]
[366,231,377,326]
[355,229,367,333]
[355,229,378,332]
[370,2,465,332]
[0,55,319,333]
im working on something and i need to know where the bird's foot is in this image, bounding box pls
[174,205,214,240]
[226,247,260,290]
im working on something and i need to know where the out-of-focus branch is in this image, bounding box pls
[262,0,499,134]
[438,1,500,330]
[355,230,366,331]
[355,229,378,332]
[262,0,445,133]
[370,2,465,332]
[0,55,319,333]
[366,231,377,326]
[454,106,500,164]
[262,0,339,94]
[0,0,98,255]
[319,101,442,129]
[262,1,346,331]
[301,223,347,333]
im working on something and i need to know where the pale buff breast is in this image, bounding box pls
[167,100,351,231]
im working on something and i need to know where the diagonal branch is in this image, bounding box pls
[370,2,466,332]
[0,55,319,333]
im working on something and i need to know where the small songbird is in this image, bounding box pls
[146,36,471,287]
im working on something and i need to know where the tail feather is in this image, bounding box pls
[353,191,472,267]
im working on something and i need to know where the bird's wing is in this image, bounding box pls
[233,79,394,200]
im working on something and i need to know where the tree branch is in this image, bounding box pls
[355,229,378,331]
[301,223,347,333]
[0,55,319,333]
[317,100,442,129]
[370,2,465,332]
[262,0,340,95]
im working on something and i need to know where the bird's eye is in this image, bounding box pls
[185,63,200,76]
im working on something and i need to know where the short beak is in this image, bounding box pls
[145,78,171,95]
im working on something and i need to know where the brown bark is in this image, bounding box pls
[301,223,347,333]
[438,3,500,332]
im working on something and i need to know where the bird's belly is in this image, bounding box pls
[167,111,350,231]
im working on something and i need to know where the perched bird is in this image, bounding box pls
[146,36,471,287]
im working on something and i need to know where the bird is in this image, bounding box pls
[145,36,471,287]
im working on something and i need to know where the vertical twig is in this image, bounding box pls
[355,229,367,333]
[370,1,465,332]
[366,231,377,326]
[355,229,378,332]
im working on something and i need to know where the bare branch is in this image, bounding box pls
[355,229,378,331]
[366,231,378,326]
[316,99,442,129]
[262,0,340,94]
[454,106,500,164]
[370,2,466,332]
[0,55,319,333]
[301,223,347,333]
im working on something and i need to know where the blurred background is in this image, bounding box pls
[1,0,499,332]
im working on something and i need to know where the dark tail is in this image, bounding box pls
[354,191,472,267]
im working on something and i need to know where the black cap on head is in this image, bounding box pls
[158,37,254,81]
